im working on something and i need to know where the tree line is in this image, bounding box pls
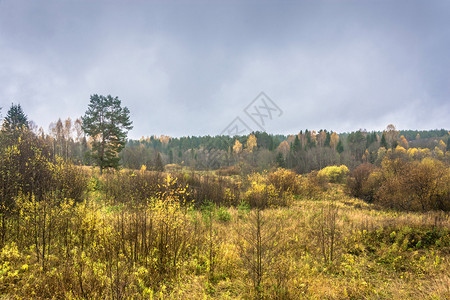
[1,100,449,177]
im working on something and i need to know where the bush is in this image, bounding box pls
[177,173,240,207]
[375,157,450,211]
[216,207,231,222]
[267,168,302,194]
[346,163,377,202]
[0,131,88,209]
[317,165,349,183]
[348,154,450,211]
[301,171,328,199]
[244,173,281,208]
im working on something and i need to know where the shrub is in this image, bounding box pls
[267,168,302,195]
[216,207,231,222]
[346,163,376,202]
[317,165,349,183]
[244,173,280,208]
[301,171,328,199]
[374,156,449,211]
[177,173,240,207]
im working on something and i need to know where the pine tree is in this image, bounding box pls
[276,152,285,168]
[168,149,174,164]
[324,132,331,147]
[154,152,164,172]
[2,103,28,134]
[291,135,301,152]
[336,140,344,154]
[81,94,133,174]
[380,133,388,149]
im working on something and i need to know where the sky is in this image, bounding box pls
[0,0,449,139]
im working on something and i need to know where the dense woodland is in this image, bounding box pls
[0,103,449,299]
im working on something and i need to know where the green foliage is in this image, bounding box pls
[216,207,231,222]
[1,103,28,138]
[336,140,344,154]
[237,200,251,218]
[82,94,133,174]
[153,152,164,172]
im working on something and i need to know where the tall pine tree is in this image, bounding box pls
[82,94,133,174]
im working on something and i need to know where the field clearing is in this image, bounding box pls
[1,187,448,299]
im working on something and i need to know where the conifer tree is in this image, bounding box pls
[336,140,344,154]
[2,103,28,133]
[380,133,388,149]
[81,94,133,174]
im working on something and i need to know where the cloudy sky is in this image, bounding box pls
[0,0,449,139]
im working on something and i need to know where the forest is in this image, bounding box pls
[0,101,449,299]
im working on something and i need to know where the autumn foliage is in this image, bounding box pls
[0,122,449,298]
[346,149,450,211]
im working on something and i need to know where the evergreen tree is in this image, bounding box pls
[168,149,173,164]
[324,132,331,147]
[292,135,301,152]
[154,152,164,172]
[380,133,388,149]
[276,152,285,168]
[2,103,29,134]
[336,140,344,154]
[81,94,133,174]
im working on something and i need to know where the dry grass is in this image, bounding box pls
[1,189,448,299]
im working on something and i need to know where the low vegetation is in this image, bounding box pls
[0,104,449,299]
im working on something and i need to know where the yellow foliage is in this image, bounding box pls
[395,145,407,154]
[233,139,242,154]
[246,134,257,152]
[434,147,444,158]
[318,165,349,183]
[277,140,290,157]
[399,135,409,148]
[244,173,280,207]
[330,132,339,149]
[407,147,418,158]
[267,168,302,194]
[157,173,190,203]
[438,140,446,151]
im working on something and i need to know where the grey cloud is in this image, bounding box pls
[0,0,448,138]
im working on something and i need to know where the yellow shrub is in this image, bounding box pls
[317,165,349,183]
[244,173,280,208]
[267,168,302,194]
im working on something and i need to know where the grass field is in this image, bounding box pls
[1,173,448,299]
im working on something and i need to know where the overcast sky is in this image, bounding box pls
[0,0,449,139]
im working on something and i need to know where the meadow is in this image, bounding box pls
[0,116,448,299]
[0,165,448,299]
